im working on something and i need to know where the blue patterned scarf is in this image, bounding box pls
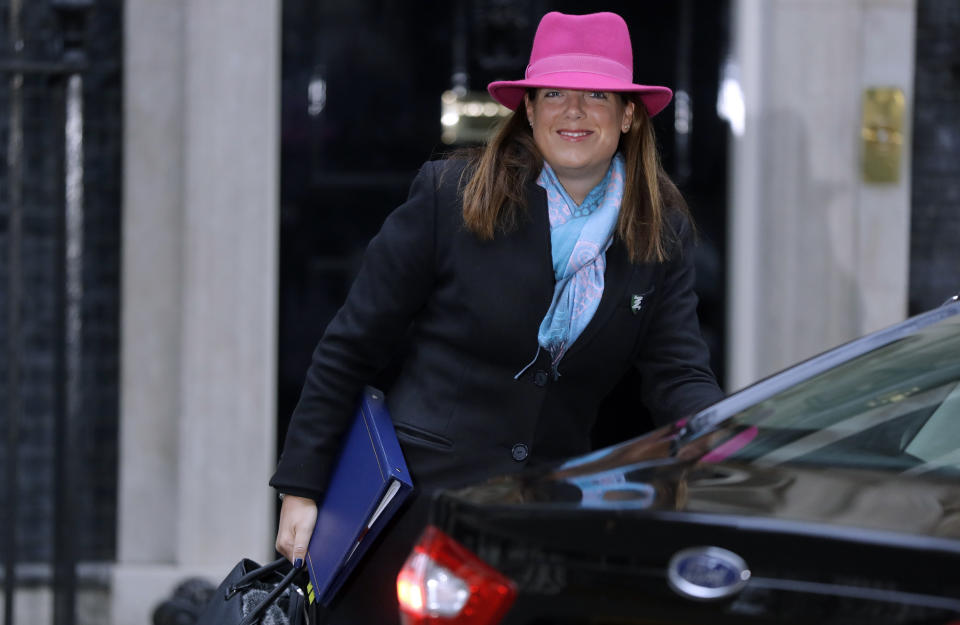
[536,153,625,369]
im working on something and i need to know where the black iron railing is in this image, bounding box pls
[3,2,93,625]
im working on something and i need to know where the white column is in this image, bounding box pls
[113,1,280,623]
[727,0,767,393]
[857,2,916,334]
[727,0,916,391]
[117,0,186,569]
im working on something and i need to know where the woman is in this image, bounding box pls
[271,11,723,623]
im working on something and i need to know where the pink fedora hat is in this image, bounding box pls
[487,12,673,117]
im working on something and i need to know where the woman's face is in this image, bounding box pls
[525,89,634,190]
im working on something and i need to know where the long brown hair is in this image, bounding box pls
[461,91,689,263]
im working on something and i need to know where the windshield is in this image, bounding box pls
[691,314,960,477]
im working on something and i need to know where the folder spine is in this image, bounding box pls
[365,389,411,485]
[304,386,413,606]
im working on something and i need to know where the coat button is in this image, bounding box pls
[533,370,549,387]
[511,443,529,462]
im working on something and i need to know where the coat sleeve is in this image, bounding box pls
[270,161,440,500]
[634,214,725,426]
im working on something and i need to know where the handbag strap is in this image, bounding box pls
[226,558,289,599]
[236,559,303,625]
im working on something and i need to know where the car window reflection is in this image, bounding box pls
[694,315,960,477]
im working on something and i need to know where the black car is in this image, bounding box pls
[396,295,960,625]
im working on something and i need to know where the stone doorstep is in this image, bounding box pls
[0,586,110,625]
[1,561,238,625]
[0,562,112,625]
[111,562,237,625]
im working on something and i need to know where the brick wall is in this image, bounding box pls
[910,0,960,313]
[0,0,121,563]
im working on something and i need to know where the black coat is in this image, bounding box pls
[270,158,723,623]
[271,158,722,499]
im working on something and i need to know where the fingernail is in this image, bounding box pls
[294,558,303,569]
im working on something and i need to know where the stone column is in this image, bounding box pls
[113,1,280,623]
[727,0,916,390]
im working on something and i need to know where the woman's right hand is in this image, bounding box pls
[275,494,318,566]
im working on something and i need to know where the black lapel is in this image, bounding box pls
[561,237,636,361]
[524,178,555,295]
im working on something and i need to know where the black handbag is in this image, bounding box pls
[195,558,308,625]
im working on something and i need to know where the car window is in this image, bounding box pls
[694,315,960,476]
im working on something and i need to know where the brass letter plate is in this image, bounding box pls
[861,87,905,184]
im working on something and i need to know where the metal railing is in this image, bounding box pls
[3,2,94,624]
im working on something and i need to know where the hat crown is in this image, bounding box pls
[486,11,672,116]
[526,12,634,82]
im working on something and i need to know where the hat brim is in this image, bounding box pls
[487,74,673,117]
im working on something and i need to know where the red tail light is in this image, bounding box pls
[397,525,517,625]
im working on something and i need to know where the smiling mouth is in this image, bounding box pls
[557,130,593,139]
